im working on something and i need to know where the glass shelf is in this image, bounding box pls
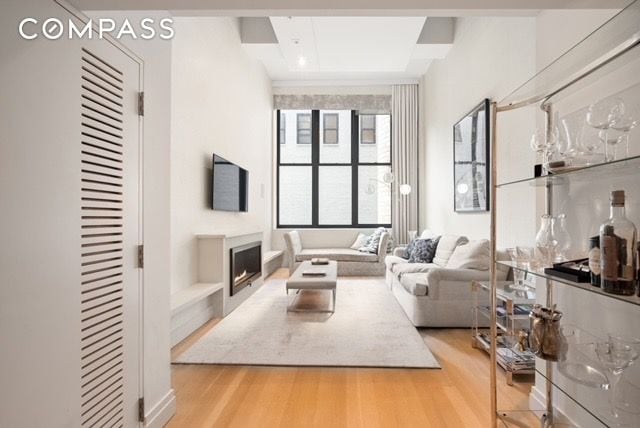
[533,325,640,427]
[497,260,640,307]
[475,280,537,304]
[495,154,640,188]
[497,1,640,110]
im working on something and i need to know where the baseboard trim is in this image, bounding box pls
[145,389,176,428]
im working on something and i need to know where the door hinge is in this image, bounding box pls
[137,244,144,269]
[138,91,144,116]
[138,397,145,423]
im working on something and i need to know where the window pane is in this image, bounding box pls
[319,166,351,225]
[359,114,391,163]
[358,166,391,224]
[279,166,312,225]
[280,110,311,163]
[320,110,351,163]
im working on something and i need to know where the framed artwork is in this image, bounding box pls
[453,99,490,212]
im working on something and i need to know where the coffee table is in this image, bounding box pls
[286,261,337,313]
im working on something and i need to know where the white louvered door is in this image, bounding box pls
[78,32,142,428]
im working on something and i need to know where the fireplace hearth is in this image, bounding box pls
[229,241,262,296]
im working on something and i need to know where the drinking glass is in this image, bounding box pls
[595,335,640,424]
[507,247,532,291]
[609,114,637,160]
[587,98,625,162]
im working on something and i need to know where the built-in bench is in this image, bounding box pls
[170,246,283,347]
[170,282,223,346]
[263,250,283,278]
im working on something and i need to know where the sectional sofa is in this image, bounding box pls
[385,231,509,327]
[284,230,390,276]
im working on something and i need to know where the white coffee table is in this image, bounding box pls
[286,261,337,313]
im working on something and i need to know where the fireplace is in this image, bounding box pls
[229,241,262,296]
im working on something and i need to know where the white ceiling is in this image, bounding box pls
[242,17,450,84]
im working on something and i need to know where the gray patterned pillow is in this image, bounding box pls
[408,237,440,263]
[403,239,417,259]
[358,227,387,254]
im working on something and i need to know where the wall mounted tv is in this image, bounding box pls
[212,154,248,212]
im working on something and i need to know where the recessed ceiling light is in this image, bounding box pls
[297,56,307,67]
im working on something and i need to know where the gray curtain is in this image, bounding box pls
[274,94,390,112]
[391,84,419,245]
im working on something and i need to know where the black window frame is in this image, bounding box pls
[296,113,312,145]
[360,114,377,145]
[277,110,392,229]
[279,113,285,144]
[322,113,339,144]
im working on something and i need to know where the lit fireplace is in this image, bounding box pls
[229,241,261,296]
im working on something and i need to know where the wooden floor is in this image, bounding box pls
[168,270,532,427]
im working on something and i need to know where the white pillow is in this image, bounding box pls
[350,233,369,249]
[420,229,437,239]
[446,239,490,270]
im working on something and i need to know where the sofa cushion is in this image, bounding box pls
[350,233,368,249]
[392,262,438,276]
[446,239,491,270]
[385,255,407,271]
[433,234,469,267]
[285,231,303,255]
[359,227,387,254]
[296,248,379,263]
[408,237,440,263]
[399,273,429,296]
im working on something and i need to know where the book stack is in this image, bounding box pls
[311,258,329,265]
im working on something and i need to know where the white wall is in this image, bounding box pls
[171,17,273,294]
[419,17,537,243]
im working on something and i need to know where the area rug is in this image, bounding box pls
[174,278,440,368]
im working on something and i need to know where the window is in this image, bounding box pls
[322,113,339,144]
[279,114,285,144]
[360,114,376,144]
[296,113,311,144]
[277,110,391,228]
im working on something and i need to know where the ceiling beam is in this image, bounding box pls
[72,0,630,14]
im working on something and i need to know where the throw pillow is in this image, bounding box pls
[446,239,491,270]
[359,227,387,254]
[408,237,440,263]
[350,233,368,250]
[403,239,417,259]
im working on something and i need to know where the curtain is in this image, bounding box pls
[391,84,419,245]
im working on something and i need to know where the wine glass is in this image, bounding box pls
[595,335,640,424]
[530,127,560,171]
[587,98,625,162]
[552,214,571,262]
[610,113,638,160]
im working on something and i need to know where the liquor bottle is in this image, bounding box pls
[600,190,637,296]
[588,236,601,287]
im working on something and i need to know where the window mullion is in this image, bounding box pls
[311,110,320,227]
[351,110,359,227]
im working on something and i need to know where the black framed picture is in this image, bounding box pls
[453,99,490,212]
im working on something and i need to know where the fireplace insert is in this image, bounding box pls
[229,241,262,296]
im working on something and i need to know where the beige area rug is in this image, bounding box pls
[174,277,440,368]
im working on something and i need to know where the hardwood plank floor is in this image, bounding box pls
[168,270,532,427]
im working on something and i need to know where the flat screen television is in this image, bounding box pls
[212,154,248,212]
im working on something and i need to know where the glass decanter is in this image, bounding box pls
[536,214,558,268]
[552,214,571,262]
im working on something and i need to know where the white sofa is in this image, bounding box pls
[385,231,509,327]
[284,230,390,276]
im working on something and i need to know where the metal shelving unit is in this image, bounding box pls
[489,2,640,426]
[472,280,536,385]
